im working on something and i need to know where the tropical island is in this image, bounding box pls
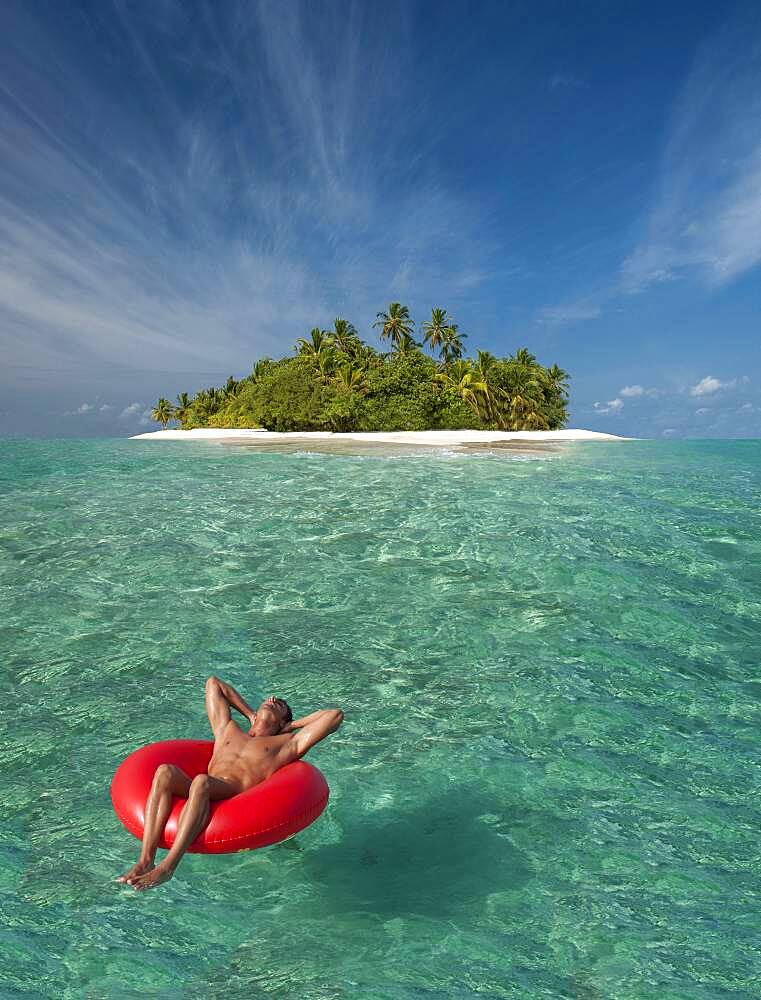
[149,304,571,433]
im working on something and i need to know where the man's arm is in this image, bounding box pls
[205,676,256,739]
[286,708,344,759]
[283,709,333,732]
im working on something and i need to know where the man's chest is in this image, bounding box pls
[214,727,285,761]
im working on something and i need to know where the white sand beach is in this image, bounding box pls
[131,428,629,446]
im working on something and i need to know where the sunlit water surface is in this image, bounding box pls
[2,439,760,999]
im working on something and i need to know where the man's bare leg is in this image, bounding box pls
[117,764,191,884]
[130,774,237,890]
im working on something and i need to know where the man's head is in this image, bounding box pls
[249,696,292,736]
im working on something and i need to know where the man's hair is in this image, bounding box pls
[274,697,293,726]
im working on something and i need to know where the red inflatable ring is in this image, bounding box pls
[111,739,329,854]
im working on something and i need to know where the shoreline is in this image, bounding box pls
[130,428,631,451]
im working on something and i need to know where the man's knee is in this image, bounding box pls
[189,774,210,798]
[153,763,178,787]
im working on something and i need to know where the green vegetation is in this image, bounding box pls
[154,304,569,432]
[151,397,173,429]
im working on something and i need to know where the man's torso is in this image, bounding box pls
[207,721,295,792]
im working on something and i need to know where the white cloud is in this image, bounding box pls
[618,384,659,398]
[593,398,624,415]
[740,402,754,412]
[661,428,676,437]
[452,269,488,291]
[695,407,710,415]
[689,375,737,397]
[536,301,601,325]
[119,402,144,419]
[63,401,95,416]
[99,403,113,412]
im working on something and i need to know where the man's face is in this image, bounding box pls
[252,696,289,734]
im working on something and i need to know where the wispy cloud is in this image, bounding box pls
[622,17,761,292]
[543,15,761,328]
[0,0,492,383]
[549,73,584,91]
[536,300,601,325]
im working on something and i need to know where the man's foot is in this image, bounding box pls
[130,863,175,891]
[116,859,154,884]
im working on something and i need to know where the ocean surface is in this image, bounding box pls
[2,437,760,999]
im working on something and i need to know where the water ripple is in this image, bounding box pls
[1,439,760,997]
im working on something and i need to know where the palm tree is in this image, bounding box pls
[315,348,338,384]
[546,363,570,395]
[373,302,414,351]
[513,347,537,367]
[439,323,467,365]
[395,331,419,356]
[475,350,497,377]
[473,351,497,423]
[334,363,367,394]
[194,387,223,420]
[540,362,570,429]
[251,358,273,382]
[222,375,240,400]
[152,397,173,429]
[422,309,467,365]
[421,308,450,356]
[433,360,488,416]
[174,392,191,426]
[331,318,361,356]
[500,361,548,430]
[296,328,333,359]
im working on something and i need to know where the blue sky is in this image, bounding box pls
[1,0,760,438]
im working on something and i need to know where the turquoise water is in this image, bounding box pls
[2,438,761,999]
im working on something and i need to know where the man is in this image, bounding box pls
[117,676,343,890]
